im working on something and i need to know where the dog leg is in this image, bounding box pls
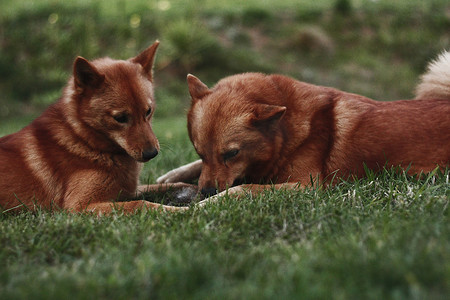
[84,200,188,215]
[136,182,197,194]
[195,183,301,207]
[63,183,196,215]
[156,160,203,183]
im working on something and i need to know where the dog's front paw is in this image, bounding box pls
[156,170,181,183]
[195,186,245,207]
[157,160,203,183]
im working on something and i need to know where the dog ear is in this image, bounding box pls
[251,104,286,125]
[187,74,211,101]
[73,57,105,92]
[131,40,159,81]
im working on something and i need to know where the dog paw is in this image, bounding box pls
[156,171,177,183]
[157,160,202,183]
[195,186,245,207]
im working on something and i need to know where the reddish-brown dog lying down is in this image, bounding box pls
[0,41,192,214]
[158,51,450,204]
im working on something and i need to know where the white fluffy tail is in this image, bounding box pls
[415,51,450,100]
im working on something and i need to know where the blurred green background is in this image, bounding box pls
[1,0,449,121]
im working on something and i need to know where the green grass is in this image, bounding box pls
[1,115,448,299]
[1,0,449,298]
[1,168,448,299]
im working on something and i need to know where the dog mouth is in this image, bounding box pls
[200,177,245,198]
[232,177,245,187]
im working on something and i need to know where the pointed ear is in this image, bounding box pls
[187,74,211,101]
[73,57,105,91]
[251,104,286,125]
[131,40,159,81]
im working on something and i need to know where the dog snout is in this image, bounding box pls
[201,187,218,198]
[142,148,158,161]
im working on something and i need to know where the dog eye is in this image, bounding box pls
[113,114,129,124]
[145,108,152,117]
[223,149,239,162]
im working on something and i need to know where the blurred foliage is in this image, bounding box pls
[0,0,449,118]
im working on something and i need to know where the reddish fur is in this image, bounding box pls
[0,42,188,214]
[185,72,449,194]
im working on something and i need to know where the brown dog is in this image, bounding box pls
[0,41,189,214]
[158,51,450,203]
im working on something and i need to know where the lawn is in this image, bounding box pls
[1,116,449,299]
[1,163,448,299]
[1,0,449,299]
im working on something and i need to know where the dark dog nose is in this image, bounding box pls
[142,148,158,161]
[201,187,218,197]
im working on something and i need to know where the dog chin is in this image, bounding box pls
[135,155,156,163]
[231,177,245,187]
[136,157,150,163]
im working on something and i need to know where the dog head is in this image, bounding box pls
[68,41,160,162]
[187,73,286,196]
